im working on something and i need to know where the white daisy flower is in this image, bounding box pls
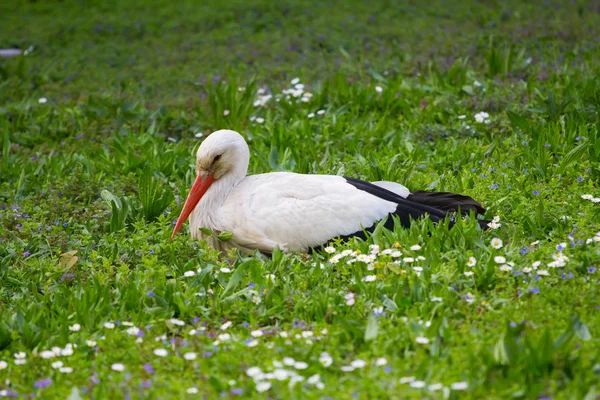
[391,251,402,258]
[246,366,262,377]
[103,322,115,329]
[340,365,355,372]
[69,323,81,332]
[169,318,185,326]
[375,357,387,366]
[317,109,325,115]
[294,361,309,369]
[464,271,474,277]
[362,275,377,282]
[223,110,230,116]
[217,333,231,341]
[111,363,125,371]
[0,361,7,370]
[375,86,383,93]
[490,238,503,249]
[581,194,593,200]
[499,264,512,272]
[451,381,468,390]
[220,321,232,330]
[410,244,422,251]
[429,383,443,391]
[183,270,196,277]
[467,257,477,267]
[256,382,271,392]
[403,257,415,263]
[474,111,490,123]
[488,221,501,229]
[283,357,295,366]
[184,352,197,360]
[126,327,140,336]
[351,359,366,368]
[494,256,506,264]
[220,267,232,273]
[153,349,168,357]
[38,97,47,104]
[187,387,199,394]
[415,336,430,344]
[246,339,259,347]
[410,380,426,388]
[538,270,550,276]
[319,352,333,367]
[86,340,97,347]
[250,330,263,338]
[307,113,315,119]
[399,376,415,384]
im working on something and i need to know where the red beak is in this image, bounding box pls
[171,174,215,239]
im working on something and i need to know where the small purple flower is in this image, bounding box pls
[203,352,213,357]
[231,388,243,395]
[481,174,487,178]
[248,282,256,288]
[63,222,68,227]
[136,330,145,337]
[60,273,75,282]
[148,250,154,254]
[533,190,540,196]
[490,183,498,189]
[588,267,596,273]
[34,378,52,389]
[520,247,527,255]
[471,167,476,172]
[568,272,574,279]
[143,363,155,374]
[575,136,580,141]
[556,243,565,251]
[220,391,228,397]
[577,176,583,182]
[23,251,31,257]
[384,366,391,373]
[544,143,551,148]
[75,134,84,140]
[140,380,152,388]
[534,275,541,281]
[510,322,517,327]
[91,372,100,385]
[530,287,540,294]
[147,291,155,298]
[561,273,566,279]
[192,317,200,323]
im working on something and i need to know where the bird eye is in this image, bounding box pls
[214,154,222,162]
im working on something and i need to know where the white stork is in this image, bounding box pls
[171,130,487,254]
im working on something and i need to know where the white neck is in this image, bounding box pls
[188,155,248,238]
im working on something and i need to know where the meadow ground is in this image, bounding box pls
[1,0,600,398]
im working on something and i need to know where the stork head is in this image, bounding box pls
[171,129,250,239]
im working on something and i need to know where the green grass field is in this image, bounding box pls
[2,0,600,398]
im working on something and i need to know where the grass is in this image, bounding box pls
[1,0,600,398]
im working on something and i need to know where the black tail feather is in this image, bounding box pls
[407,190,486,215]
